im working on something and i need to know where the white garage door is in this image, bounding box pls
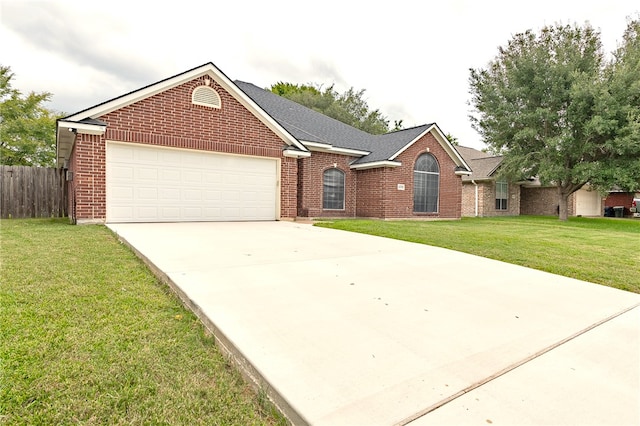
[575,188,602,216]
[106,142,278,223]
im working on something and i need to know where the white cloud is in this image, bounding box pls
[1,0,637,149]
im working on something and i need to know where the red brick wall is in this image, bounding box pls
[478,181,520,216]
[68,77,296,222]
[297,152,357,217]
[281,156,298,218]
[462,182,485,217]
[68,134,106,222]
[378,133,462,219]
[520,186,578,216]
[298,133,463,219]
[355,168,384,217]
[605,192,633,216]
[521,187,558,216]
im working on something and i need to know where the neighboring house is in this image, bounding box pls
[520,179,604,217]
[458,146,520,217]
[458,145,610,218]
[56,63,471,224]
[603,190,638,217]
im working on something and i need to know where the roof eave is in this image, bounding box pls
[283,148,311,158]
[56,120,107,167]
[388,124,472,171]
[350,160,402,170]
[302,140,369,157]
[462,176,493,182]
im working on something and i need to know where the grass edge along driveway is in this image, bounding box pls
[316,216,640,294]
[0,218,286,426]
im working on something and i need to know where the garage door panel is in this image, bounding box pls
[160,169,181,182]
[111,165,134,180]
[184,170,203,183]
[159,188,180,201]
[107,143,277,223]
[183,207,204,218]
[222,190,240,201]
[184,189,203,201]
[111,186,134,200]
[203,172,223,184]
[110,145,135,161]
[203,190,221,201]
[137,187,158,200]
[241,191,260,202]
[138,148,160,162]
[110,205,134,219]
[159,207,180,220]
[138,206,160,219]
[203,207,222,218]
[222,207,240,218]
[137,167,158,181]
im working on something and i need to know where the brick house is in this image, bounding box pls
[520,180,605,217]
[458,145,615,218]
[604,190,638,217]
[55,63,472,224]
[458,146,520,217]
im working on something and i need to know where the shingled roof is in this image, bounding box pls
[235,81,468,169]
[56,63,470,172]
[457,146,503,181]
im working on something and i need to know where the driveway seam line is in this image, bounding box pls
[397,302,640,426]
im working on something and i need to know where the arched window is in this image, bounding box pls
[192,86,221,108]
[323,168,345,210]
[413,153,439,213]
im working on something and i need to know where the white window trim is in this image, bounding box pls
[496,181,508,210]
[192,85,221,109]
[323,168,346,211]
[413,153,440,214]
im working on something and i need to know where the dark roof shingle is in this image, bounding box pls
[235,81,435,165]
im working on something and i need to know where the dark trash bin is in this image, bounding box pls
[604,206,614,217]
[613,206,624,218]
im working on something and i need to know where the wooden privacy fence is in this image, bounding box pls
[0,165,67,219]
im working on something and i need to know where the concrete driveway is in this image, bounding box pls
[108,221,640,425]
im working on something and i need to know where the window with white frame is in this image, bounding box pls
[496,181,508,210]
[413,153,439,213]
[323,168,345,210]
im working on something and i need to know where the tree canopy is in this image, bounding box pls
[0,65,62,167]
[469,19,640,220]
[270,82,401,134]
[445,133,459,146]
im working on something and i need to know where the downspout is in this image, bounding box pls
[472,180,478,217]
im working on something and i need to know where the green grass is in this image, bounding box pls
[316,216,640,294]
[0,218,286,425]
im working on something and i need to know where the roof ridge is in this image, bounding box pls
[382,123,432,134]
[234,80,375,138]
[471,154,503,160]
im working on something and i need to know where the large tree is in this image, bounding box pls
[469,21,640,220]
[0,65,61,167]
[270,82,399,134]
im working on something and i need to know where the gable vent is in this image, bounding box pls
[192,86,221,108]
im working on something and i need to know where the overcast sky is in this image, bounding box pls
[1,0,638,150]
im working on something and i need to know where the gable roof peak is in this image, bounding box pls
[55,62,308,166]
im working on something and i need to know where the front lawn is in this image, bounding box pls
[316,216,640,294]
[0,218,285,425]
